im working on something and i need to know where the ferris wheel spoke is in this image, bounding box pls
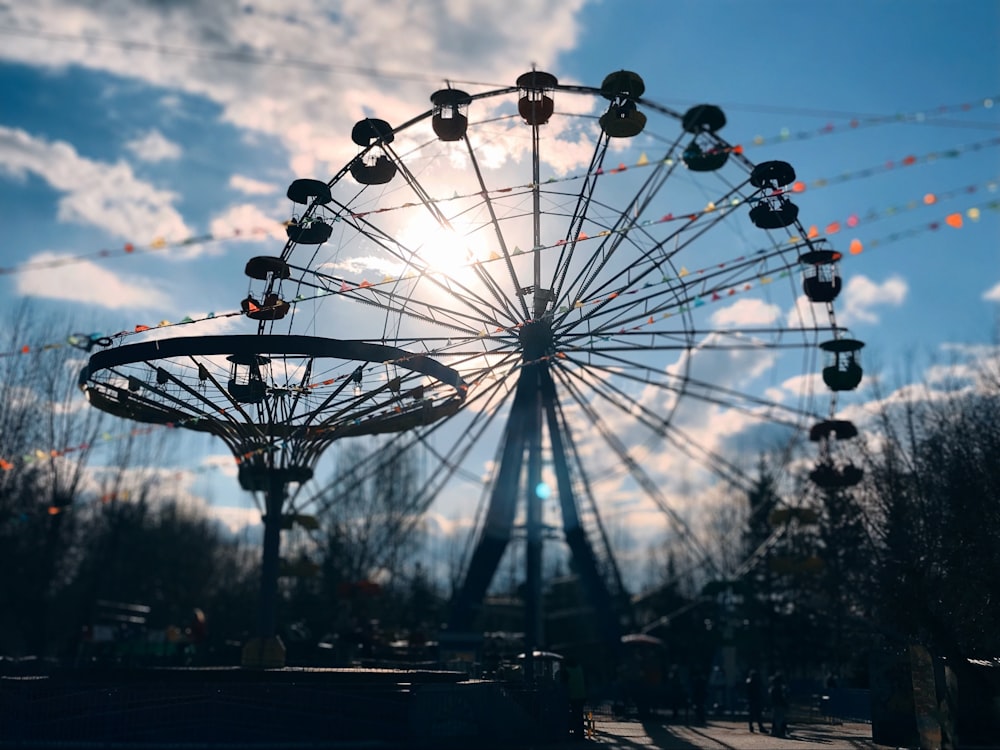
[376,337,524,380]
[546,134,614,301]
[550,360,738,488]
[558,178,750,317]
[325,203,517,330]
[543,371,632,605]
[556,257,795,338]
[560,341,823,426]
[459,131,533,321]
[303,365,516,522]
[292,270,501,338]
[552,358,782,489]
[392,385,519,543]
[361,336,525,400]
[556,201,753,338]
[292,176,517,330]
[386,144,525,324]
[560,329,825,358]
[551,138,693,305]
[583,225,809,314]
[414,338,524,389]
[550,362,721,576]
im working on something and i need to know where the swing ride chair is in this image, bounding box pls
[79,67,864,659]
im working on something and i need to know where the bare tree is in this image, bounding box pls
[314,438,425,586]
[0,303,258,659]
[0,304,106,655]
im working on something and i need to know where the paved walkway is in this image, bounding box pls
[552,717,876,750]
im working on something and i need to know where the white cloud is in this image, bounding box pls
[229,174,279,196]
[939,342,1000,359]
[839,274,908,326]
[921,344,1000,392]
[422,510,476,538]
[786,294,829,330]
[0,1,589,179]
[778,372,827,402]
[16,251,170,309]
[208,203,286,244]
[924,362,978,387]
[710,297,781,327]
[764,386,786,404]
[983,280,1000,302]
[207,505,261,534]
[199,453,240,479]
[785,275,908,330]
[0,126,190,240]
[124,130,181,162]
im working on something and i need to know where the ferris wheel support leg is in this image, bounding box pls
[539,368,624,648]
[448,372,537,632]
[524,381,545,673]
[447,362,549,676]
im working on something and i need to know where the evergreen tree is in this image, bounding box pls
[867,365,1000,656]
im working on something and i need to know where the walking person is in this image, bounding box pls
[744,670,767,734]
[769,672,789,738]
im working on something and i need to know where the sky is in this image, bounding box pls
[1,0,998,589]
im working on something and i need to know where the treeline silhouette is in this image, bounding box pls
[2,302,998,679]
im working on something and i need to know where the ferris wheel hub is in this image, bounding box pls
[519,319,554,361]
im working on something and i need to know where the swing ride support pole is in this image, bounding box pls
[241,468,288,668]
[257,474,285,639]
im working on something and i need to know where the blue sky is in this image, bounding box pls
[1,1,998,584]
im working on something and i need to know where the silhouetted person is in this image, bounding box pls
[745,670,767,734]
[709,665,725,716]
[667,666,686,722]
[691,671,707,725]
[769,672,788,738]
[185,607,207,664]
[562,656,587,741]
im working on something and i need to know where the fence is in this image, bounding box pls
[0,665,570,748]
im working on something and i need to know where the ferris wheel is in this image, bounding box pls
[273,68,864,639]
[81,68,864,654]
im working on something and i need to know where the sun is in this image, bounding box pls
[397,214,485,281]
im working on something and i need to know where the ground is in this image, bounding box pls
[552,717,875,750]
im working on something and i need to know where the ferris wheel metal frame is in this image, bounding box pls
[271,68,863,650]
[81,67,866,663]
